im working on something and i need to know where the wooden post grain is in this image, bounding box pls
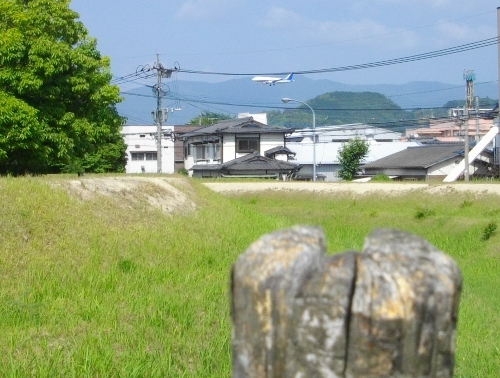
[230,227,461,378]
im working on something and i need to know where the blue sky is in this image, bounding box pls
[70,0,499,88]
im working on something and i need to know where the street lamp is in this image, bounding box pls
[282,98,317,181]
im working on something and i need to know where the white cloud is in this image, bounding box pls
[260,7,302,28]
[434,21,494,44]
[260,7,420,51]
[175,0,238,21]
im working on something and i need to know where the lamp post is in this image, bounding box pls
[282,98,316,181]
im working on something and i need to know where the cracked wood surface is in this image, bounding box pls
[231,227,461,378]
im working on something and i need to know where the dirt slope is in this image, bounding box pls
[52,176,197,215]
[53,177,500,216]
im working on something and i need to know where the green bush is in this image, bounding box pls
[414,206,435,219]
[371,174,392,182]
[482,222,497,241]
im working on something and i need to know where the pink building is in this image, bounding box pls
[406,118,494,142]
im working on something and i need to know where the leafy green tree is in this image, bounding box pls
[188,111,232,126]
[337,138,370,181]
[0,0,126,175]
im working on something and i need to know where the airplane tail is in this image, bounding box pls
[285,73,294,81]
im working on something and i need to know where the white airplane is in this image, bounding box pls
[252,73,294,86]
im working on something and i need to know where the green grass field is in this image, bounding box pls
[0,176,499,377]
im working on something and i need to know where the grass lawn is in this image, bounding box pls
[0,176,499,376]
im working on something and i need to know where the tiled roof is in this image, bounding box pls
[191,152,299,172]
[264,146,295,156]
[362,144,465,169]
[180,117,292,138]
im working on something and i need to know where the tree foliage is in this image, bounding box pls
[337,138,370,181]
[268,92,413,129]
[188,111,232,126]
[0,0,126,175]
[267,92,499,131]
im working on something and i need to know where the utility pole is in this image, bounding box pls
[150,56,178,173]
[463,70,475,182]
[156,54,163,173]
[497,7,500,177]
[475,96,480,143]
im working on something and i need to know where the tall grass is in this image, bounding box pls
[236,190,500,377]
[1,177,499,376]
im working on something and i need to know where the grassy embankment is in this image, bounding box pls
[1,176,499,377]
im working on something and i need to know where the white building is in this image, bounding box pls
[181,117,292,173]
[121,125,175,174]
[286,124,418,181]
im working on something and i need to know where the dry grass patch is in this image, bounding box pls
[51,176,197,215]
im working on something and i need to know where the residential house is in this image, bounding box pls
[190,151,300,179]
[121,125,175,174]
[181,117,294,174]
[361,144,494,181]
[173,125,200,172]
[286,124,418,181]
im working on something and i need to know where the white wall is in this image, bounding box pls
[428,152,493,177]
[122,125,175,174]
[223,135,236,163]
[261,134,285,154]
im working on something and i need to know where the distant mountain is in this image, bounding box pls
[268,91,414,130]
[117,76,498,126]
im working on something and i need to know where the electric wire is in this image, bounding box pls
[117,35,498,132]
[120,90,495,116]
[177,37,499,77]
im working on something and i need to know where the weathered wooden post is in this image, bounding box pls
[230,227,461,378]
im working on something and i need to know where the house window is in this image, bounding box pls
[236,136,259,153]
[131,152,144,161]
[195,144,207,161]
[192,142,222,161]
[131,152,157,161]
[184,144,192,158]
[213,143,221,160]
[145,152,157,160]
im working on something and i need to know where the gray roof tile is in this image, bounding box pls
[362,144,465,169]
[181,117,292,138]
[191,152,299,173]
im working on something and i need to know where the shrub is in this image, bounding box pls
[337,138,370,181]
[371,174,392,182]
[482,222,497,241]
[414,206,435,219]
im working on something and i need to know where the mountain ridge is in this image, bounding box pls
[117,77,498,125]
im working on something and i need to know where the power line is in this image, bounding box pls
[177,37,498,77]
[387,80,498,99]
[157,92,487,112]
